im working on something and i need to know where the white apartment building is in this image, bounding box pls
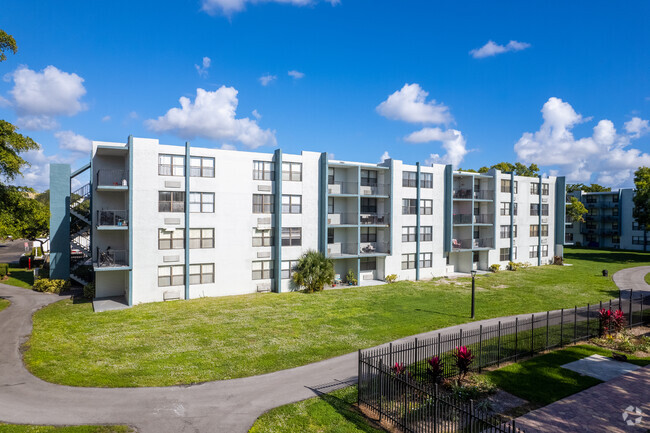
[565,189,649,251]
[49,136,567,305]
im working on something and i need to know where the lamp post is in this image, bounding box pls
[471,270,477,318]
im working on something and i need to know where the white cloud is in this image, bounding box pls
[8,148,79,192]
[288,70,305,79]
[195,57,211,77]
[146,86,276,149]
[624,116,649,138]
[129,111,138,119]
[469,40,531,59]
[101,115,111,122]
[201,0,339,15]
[259,74,277,86]
[514,97,650,186]
[220,143,237,150]
[54,130,92,154]
[328,153,335,160]
[376,83,452,124]
[252,109,261,119]
[379,151,390,162]
[406,128,468,168]
[0,95,10,107]
[16,115,59,131]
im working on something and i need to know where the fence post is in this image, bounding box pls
[514,317,518,362]
[478,325,483,372]
[530,314,535,355]
[629,289,633,327]
[460,328,463,347]
[389,343,393,369]
[574,306,577,342]
[546,310,550,349]
[560,308,564,347]
[587,303,590,338]
[641,289,645,326]
[357,349,361,405]
[470,399,475,433]
[379,358,383,422]
[497,321,501,367]
[434,383,439,433]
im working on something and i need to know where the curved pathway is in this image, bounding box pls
[1,267,648,433]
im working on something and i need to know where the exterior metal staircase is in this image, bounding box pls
[70,183,92,286]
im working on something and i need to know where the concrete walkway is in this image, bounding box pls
[0,266,648,433]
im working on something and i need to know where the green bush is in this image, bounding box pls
[33,278,70,294]
[385,274,397,283]
[83,282,95,299]
[489,264,500,273]
[346,269,357,286]
[508,261,528,271]
[0,263,8,278]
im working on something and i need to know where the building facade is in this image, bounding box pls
[50,137,567,305]
[565,190,649,251]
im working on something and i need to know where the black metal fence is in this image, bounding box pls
[358,290,649,433]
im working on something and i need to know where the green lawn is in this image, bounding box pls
[24,248,650,387]
[3,267,34,289]
[645,272,650,285]
[249,386,382,433]
[486,345,650,406]
[0,425,133,433]
[0,298,9,312]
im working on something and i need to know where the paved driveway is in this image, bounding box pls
[0,240,29,264]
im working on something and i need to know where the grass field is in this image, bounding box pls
[0,299,9,312]
[0,425,133,433]
[645,272,650,285]
[23,248,650,387]
[2,267,34,289]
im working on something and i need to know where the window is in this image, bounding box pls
[253,161,274,180]
[401,253,416,269]
[420,173,433,188]
[190,228,214,249]
[253,194,274,214]
[530,183,539,195]
[158,154,185,176]
[542,183,549,196]
[158,265,184,287]
[281,227,302,246]
[189,263,214,285]
[500,225,510,239]
[513,246,518,260]
[252,261,273,280]
[514,203,518,215]
[541,224,548,237]
[541,204,549,216]
[632,236,645,245]
[541,245,548,257]
[612,235,620,244]
[189,192,214,213]
[402,171,417,187]
[328,197,335,214]
[420,252,432,268]
[360,257,376,271]
[500,179,511,193]
[190,156,215,177]
[328,167,335,184]
[613,207,619,216]
[361,198,377,213]
[402,226,416,242]
[282,195,302,214]
[566,233,574,242]
[327,228,334,244]
[403,199,417,215]
[420,226,432,241]
[159,191,185,212]
[361,169,377,187]
[612,195,619,203]
[500,248,510,261]
[530,204,539,216]
[159,229,184,249]
[530,225,539,237]
[361,227,377,242]
[420,199,433,215]
[500,202,511,216]
[633,221,644,231]
[281,260,298,279]
[282,162,302,181]
[529,245,538,258]
[586,195,597,203]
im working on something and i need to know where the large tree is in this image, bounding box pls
[476,162,540,177]
[566,196,588,223]
[292,250,335,293]
[0,30,17,62]
[566,183,611,193]
[633,167,650,251]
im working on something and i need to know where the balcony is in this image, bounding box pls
[474,214,494,225]
[360,213,389,225]
[453,189,472,199]
[328,212,358,225]
[565,234,574,244]
[360,183,390,196]
[96,169,129,191]
[474,190,494,201]
[328,181,358,195]
[452,238,494,250]
[95,249,129,269]
[453,214,472,225]
[328,242,359,258]
[359,242,390,255]
[97,210,128,228]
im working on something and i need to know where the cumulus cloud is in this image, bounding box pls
[252,109,261,119]
[259,74,277,86]
[470,40,531,59]
[6,65,87,130]
[220,143,237,150]
[195,57,211,77]
[146,86,276,149]
[55,130,92,154]
[406,128,468,168]
[101,115,111,122]
[376,83,452,124]
[9,148,79,191]
[288,70,305,79]
[379,151,390,162]
[624,116,649,138]
[201,0,339,15]
[514,97,650,186]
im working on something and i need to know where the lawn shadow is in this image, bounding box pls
[6,268,34,286]
[564,248,650,265]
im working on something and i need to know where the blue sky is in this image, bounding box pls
[1,0,649,191]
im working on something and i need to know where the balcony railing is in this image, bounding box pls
[328,243,359,257]
[452,238,494,250]
[97,210,128,227]
[474,214,494,224]
[360,183,390,196]
[474,238,494,248]
[453,214,472,224]
[474,190,494,200]
[359,242,390,255]
[328,212,358,225]
[565,234,574,243]
[360,213,389,225]
[328,181,358,195]
[453,189,472,199]
[97,169,129,187]
[96,249,129,268]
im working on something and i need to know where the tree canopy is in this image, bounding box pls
[470,162,540,177]
[566,183,612,193]
[0,30,17,62]
[292,250,335,293]
[566,196,588,223]
[633,167,650,232]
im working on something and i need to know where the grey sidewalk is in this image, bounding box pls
[0,265,648,433]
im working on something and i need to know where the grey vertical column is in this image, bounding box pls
[127,135,134,306]
[538,175,543,266]
[273,149,283,293]
[49,164,71,280]
[388,160,394,260]
[554,176,566,257]
[356,165,361,284]
[415,162,421,281]
[510,171,514,261]
[319,153,328,255]
[184,141,190,301]
[443,165,453,253]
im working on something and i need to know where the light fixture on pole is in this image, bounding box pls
[470,270,477,319]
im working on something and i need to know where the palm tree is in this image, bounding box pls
[292,250,335,293]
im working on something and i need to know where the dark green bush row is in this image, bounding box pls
[0,263,8,277]
[33,278,70,294]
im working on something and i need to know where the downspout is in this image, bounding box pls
[510,172,514,261]
[274,149,283,293]
[128,135,134,306]
[538,175,542,266]
[184,141,190,301]
[415,163,421,281]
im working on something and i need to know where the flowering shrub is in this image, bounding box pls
[612,309,626,333]
[453,346,475,380]
[426,356,444,384]
[599,308,625,335]
[391,362,413,379]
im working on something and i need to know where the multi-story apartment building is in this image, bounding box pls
[565,190,649,251]
[48,137,567,305]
